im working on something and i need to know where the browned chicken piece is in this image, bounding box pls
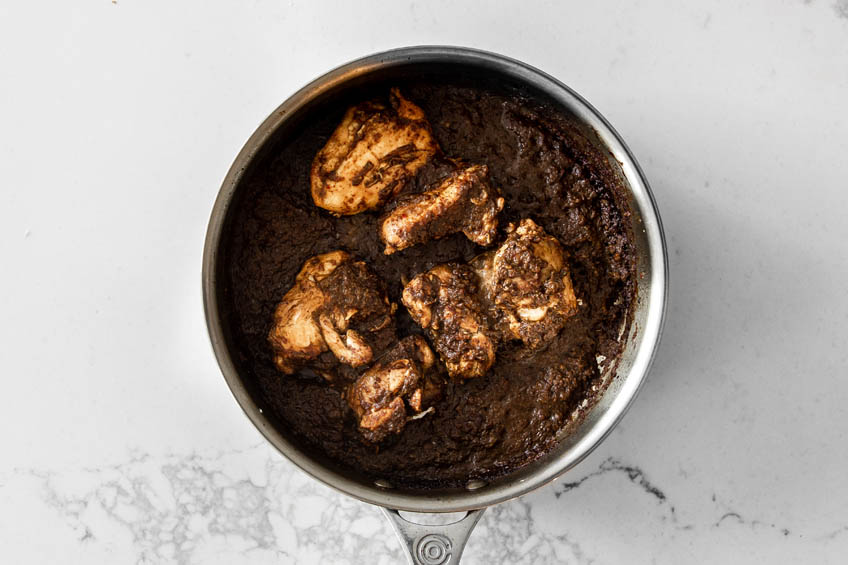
[401,219,579,373]
[267,251,349,374]
[379,164,505,254]
[268,251,395,374]
[472,218,578,348]
[346,336,443,442]
[311,88,439,216]
[402,264,497,379]
[314,259,397,367]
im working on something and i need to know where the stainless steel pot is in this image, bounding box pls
[203,46,667,564]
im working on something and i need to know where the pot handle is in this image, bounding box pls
[381,507,485,565]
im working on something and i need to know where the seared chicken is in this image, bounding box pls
[346,335,443,442]
[314,258,397,367]
[402,264,497,379]
[473,219,577,348]
[379,164,505,254]
[268,251,395,374]
[401,219,579,374]
[311,88,439,216]
[267,251,349,374]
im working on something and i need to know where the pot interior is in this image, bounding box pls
[203,47,666,512]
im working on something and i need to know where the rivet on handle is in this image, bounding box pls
[415,533,453,565]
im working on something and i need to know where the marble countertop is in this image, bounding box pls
[2,1,847,563]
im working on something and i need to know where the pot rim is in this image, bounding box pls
[202,45,668,512]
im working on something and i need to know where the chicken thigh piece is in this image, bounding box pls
[267,251,350,374]
[314,259,397,368]
[472,219,578,348]
[379,164,505,254]
[346,335,443,442]
[402,264,497,379]
[311,89,439,216]
[268,251,395,375]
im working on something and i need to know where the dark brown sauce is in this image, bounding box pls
[221,82,636,488]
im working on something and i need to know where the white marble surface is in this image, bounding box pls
[2,0,847,563]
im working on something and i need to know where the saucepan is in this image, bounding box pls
[202,46,667,564]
